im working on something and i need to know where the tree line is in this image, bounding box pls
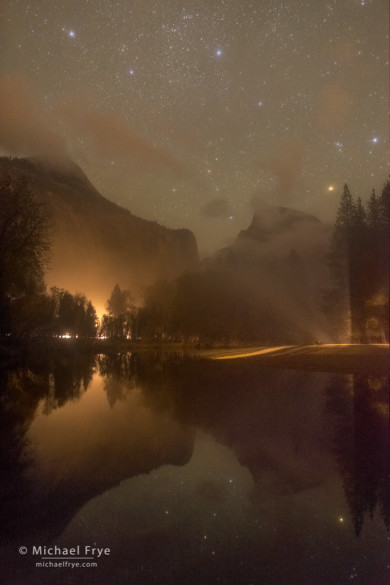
[1,174,388,343]
[324,180,389,342]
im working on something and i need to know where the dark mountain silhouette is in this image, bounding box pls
[237,206,321,244]
[0,156,198,311]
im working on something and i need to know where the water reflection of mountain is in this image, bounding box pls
[325,374,390,535]
[137,356,334,495]
[0,353,194,545]
[1,353,389,548]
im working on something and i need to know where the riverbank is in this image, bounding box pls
[1,338,388,374]
[198,344,390,374]
[0,337,186,368]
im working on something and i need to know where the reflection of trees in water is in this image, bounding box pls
[0,354,96,541]
[42,353,96,414]
[0,353,195,544]
[3,353,389,550]
[95,352,178,408]
[325,374,390,535]
[0,368,39,540]
[96,353,138,407]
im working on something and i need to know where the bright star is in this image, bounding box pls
[328,185,335,192]
[216,49,223,56]
[68,30,75,38]
[371,137,378,143]
[129,69,135,75]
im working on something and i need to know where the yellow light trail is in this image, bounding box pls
[210,346,294,360]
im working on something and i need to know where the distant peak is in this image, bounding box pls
[238,206,321,243]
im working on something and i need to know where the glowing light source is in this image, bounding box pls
[328,185,335,192]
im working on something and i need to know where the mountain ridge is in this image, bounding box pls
[0,156,198,312]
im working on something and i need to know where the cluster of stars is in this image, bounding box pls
[0,0,388,250]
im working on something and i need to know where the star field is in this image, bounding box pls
[0,0,388,253]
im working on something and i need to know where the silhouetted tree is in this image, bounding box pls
[9,293,54,337]
[365,184,389,341]
[324,181,389,342]
[83,300,98,337]
[101,284,137,338]
[0,176,50,334]
[138,280,176,341]
[375,180,390,341]
[50,287,98,337]
[324,184,354,339]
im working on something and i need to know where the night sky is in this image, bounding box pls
[0,0,388,253]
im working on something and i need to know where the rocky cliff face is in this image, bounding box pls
[0,156,198,311]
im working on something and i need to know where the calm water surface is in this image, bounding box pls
[0,353,389,584]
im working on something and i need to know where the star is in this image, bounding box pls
[0,0,387,254]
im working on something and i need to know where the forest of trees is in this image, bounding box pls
[324,180,389,343]
[1,174,388,344]
[136,270,303,344]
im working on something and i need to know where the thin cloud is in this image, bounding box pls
[60,102,189,177]
[0,75,188,177]
[0,75,67,159]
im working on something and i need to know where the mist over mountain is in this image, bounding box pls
[201,204,332,343]
[237,206,321,243]
[0,156,198,313]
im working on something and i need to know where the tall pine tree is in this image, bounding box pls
[325,184,355,340]
[363,182,389,341]
[325,180,389,343]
